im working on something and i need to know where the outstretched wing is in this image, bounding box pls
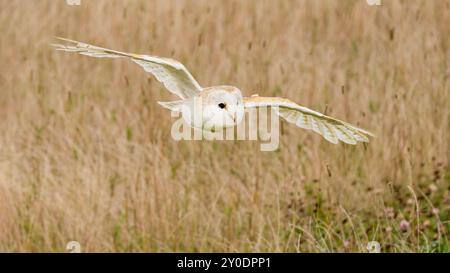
[244,96,374,144]
[51,37,202,99]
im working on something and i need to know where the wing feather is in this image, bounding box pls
[244,96,374,145]
[51,37,202,99]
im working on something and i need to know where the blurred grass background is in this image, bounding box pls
[0,0,448,252]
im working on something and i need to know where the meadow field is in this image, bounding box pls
[0,0,448,252]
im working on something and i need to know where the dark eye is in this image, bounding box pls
[218,103,226,109]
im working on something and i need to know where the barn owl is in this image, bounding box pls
[52,37,374,145]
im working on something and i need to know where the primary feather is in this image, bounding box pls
[51,37,202,99]
[243,96,374,144]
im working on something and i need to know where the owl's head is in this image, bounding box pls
[201,86,245,130]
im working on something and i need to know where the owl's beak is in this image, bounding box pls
[227,112,236,123]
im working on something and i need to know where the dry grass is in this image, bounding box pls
[0,0,449,252]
